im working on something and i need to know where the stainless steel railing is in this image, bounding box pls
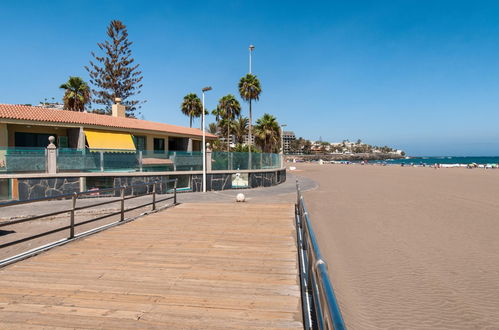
[0,179,178,267]
[296,180,346,330]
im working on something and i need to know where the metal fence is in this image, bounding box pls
[296,180,346,330]
[0,179,178,268]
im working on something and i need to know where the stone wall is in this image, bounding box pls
[113,176,170,196]
[17,177,80,200]
[14,169,286,200]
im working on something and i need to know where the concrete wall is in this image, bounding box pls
[0,123,7,171]
[0,123,7,146]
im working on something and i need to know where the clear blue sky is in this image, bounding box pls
[1,0,499,156]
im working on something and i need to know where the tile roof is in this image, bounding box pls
[0,104,216,138]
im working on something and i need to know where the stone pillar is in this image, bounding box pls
[206,143,212,172]
[79,176,86,192]
[187,138,193,152]
[47,136,57,174]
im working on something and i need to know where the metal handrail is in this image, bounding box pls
[296,180,346,330]
[0,179,178,267]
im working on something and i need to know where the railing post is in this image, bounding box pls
[70,192,77,239]
[174,178,178,204]
[120,186,125,221]
[152,182,156,211]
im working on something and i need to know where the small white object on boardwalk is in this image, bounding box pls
[0,202,302,329]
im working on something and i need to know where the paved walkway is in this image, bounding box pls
[0,202,302,329]
[0,173,316,221]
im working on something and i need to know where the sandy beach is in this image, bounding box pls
[296,163,499,329]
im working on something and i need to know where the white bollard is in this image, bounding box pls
[236,193,246,202]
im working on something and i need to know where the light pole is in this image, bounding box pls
[202,86,212,193]
[249,44,255,74]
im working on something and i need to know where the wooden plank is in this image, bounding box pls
[0,203,302,329]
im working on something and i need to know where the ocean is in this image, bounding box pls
[379,156,499,165]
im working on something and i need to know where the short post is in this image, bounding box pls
[139,150,143,172]
[206,144,212,172]
[174,178,178,204]
[120,186,125,221]
[100,151,104,172]
[152,182,156,211]
[46,136,57,174]
[70,192,77,239]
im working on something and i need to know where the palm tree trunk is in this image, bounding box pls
[248,99,252,169]
[190,116,192,128]
[227,125,230,152]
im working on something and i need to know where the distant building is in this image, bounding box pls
[36,102,64,110]
[243,134,255,146]
[282,131,296,153]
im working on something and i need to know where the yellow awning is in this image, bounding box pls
[84,130,136,151]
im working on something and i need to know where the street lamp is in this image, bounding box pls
[202,86,212,193]
[249,44,255,74]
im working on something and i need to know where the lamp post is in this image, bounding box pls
[202,86,212,193]
[249,44,255,74]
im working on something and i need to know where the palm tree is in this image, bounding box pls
[181,93,203,128]
[238,74,261,151]
[254,113,281,153]
[233,117,249,144]
[217,94,241,151]
[59,76,91,111]
[208,122,219,135]
[211,106,223,123]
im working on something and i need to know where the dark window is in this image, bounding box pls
[134,136,147,151]
[154,138,165,153]
[15,132,56,148]
[168,137,188,151]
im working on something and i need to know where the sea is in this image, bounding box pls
[377,156,499,166]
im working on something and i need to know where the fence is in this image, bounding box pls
[0,147,47,173]
[0,147,282,174]
[211,152,281,170]
[0,179,178,268]
[296,180,346,330]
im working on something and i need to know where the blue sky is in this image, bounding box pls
[1,1,499,156]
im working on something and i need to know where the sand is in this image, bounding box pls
[295,163,499,329]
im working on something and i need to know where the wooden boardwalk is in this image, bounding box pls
[0,203,302,329]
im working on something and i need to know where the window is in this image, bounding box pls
[15,132,56,147]
[154,138,165,154]
[134,136,147,151]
